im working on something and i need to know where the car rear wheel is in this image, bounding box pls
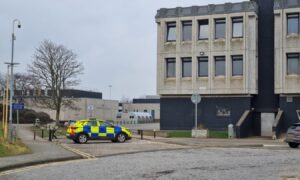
[288,142,299,148]
[117,133,126,143]
[77,134,88,144]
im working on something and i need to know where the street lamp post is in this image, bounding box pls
[109,85,112,100]
[8,19,21,144]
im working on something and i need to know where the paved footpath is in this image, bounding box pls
[135,135,289,149]
[0,125,80,172]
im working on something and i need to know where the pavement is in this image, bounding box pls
[0,123,291,173]
[135,135,288,149]
[0,124,80,172]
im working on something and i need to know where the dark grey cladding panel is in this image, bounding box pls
[274,0,300,9]
[156,1,258,19]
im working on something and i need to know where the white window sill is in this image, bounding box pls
[286,74,300,79]
[214,76,226,80]
[165,42,176,46]
[231,38,243,42]
[214,38,226,43]
[231,76,243,80]
[286,34,300,39]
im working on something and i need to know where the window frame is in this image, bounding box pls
[166,58,176,78]
[198,19,209,40]
[198,56,209,77]
[214,56,226,77]
[287,13,300,35]
[287,53,300,75]
[231,55,243,76]
[166,22,177,42]
[215,18,226,39]
[181,57,192,78]
[182,21,192,41]
[232,17,243,38]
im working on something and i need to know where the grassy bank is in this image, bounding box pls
[0,128,31,157]
[166,130,228,139]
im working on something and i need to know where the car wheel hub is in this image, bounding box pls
[118,134,125,142]
[79,135,86,143]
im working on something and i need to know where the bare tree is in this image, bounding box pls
[28,40,84,124]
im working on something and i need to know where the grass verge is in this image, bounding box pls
[208,131,228,139]
[166,130,228,139]
[0,128,31,157]
[167,131,192,138]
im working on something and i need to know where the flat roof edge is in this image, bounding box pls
[155,1,258,19]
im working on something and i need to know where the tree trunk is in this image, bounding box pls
[56,106,60,125]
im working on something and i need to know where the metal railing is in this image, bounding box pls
[235,110,252,138]
[272,110,284,140]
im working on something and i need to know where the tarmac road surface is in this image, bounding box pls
[1,147,300,180]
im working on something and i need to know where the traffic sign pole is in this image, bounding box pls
[195,102,197,130]
[191,94,201,130]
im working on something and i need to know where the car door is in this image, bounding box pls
[87,121,100,140]
[99,122,115,140]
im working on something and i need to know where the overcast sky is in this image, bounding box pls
[0,0,241,100]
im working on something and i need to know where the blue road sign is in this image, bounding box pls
[12,103,25,110]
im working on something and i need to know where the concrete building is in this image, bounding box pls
[274,0,300,130]
[122,96,160,121]
[156,0,300,137]
[16,89,119,122]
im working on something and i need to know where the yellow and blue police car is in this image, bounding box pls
[66,119,132,144]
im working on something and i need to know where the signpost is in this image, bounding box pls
[87,104,94,118]
[12,103,25,137]
[191,94,201,130]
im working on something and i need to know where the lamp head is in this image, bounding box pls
[17,23,21,28]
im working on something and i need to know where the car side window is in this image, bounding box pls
[87,121,98,126]
[100,122,113,127]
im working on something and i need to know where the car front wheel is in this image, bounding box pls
[288,142,299,148]
[117,133,126,143]
[77,134,88,144]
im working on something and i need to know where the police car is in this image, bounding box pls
[66,119,132,144]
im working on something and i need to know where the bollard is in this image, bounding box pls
[42,129,44,138]
[141,130,143,140]
[49,129,52,141]
[34,128,36,140]
[154,129,156,139]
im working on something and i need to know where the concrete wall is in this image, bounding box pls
[274,7,300,94]
[156,11,258,95]
[24,98,119,121]
[160,96,252,130]
[279,96,300,130]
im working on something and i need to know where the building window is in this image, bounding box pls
[182,21,192,41]
[232,17,243,38]
[232,55,243,76]
[198,19,209,40]
[166,22,176,42]
[166,58,176,78]
[287,13,299,35]
[182,57,192,77]
[215,56,225,76]
[215,18,226,39]
[287,53,300,75]
[198,57,208,77]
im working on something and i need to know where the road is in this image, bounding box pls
[1,148,299,180]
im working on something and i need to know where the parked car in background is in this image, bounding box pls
[285,122,300,148]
